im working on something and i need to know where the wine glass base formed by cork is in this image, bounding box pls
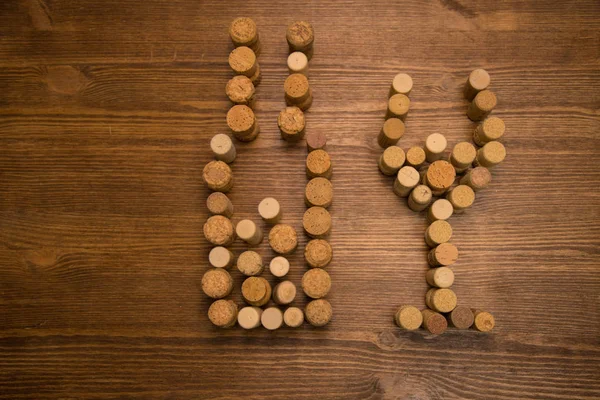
[394,166,420,197]
[273,280,297,305]
[421,309,447,335]
[203,161,233,193]
[305,177,333,208]
[258,197,282,224]
[379,146,406,176]
[206,192,233,218]
[474,116,505,146]
[450,142,476,173]
[473,310,495,332]
[426,288,457,313]
[302,268,331,299]
[428,242,459,266]
[236,219,263,245]
[284,307,304,327]
[303,206,332,238]
[378,118,405,148]
[408,185,432,212]
[390,73,413,97]
[305,299,332,327]
[210,133,236,164]
[425,160,456,195]
[386,94,410,120]
[287,51,309,75]
[395,305,423,330]
[306,131,327,152]
[449,306,474,329]
[406,147,426,168]
[226,75,255,107]
[201,268,233,299]
[475,141,506,168]
[425,220,453,247]
[304,239,333,268]
[209,246,235,269]
[208,300,238,328]
[425,266,455,288]
[427,199,454,222]
[464,69,490,101]
[425,133,447,163]
[269,256,290,278]
[447,185,475,212]
[268,224,298,255]
[278,106,306,142]
[467,89,497,121]
[203,215,235,246]
[237,306,263,330]
[242,276,271,307]
[460,167,492,191]
[237,250,264,276]
[306,149,332,179]
[261,307,284,330]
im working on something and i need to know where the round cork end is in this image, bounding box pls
[395,305,423,330]
[274,280,296,304]
[302,268,331,299]
[382,146,406,170]
[391,73,413,95]
[203,215,234,246]
[480,141,506,165]
[208,246,234,269]
[482,117,505,141]
[284,73,310,101]
[228,46,256,75]
[202,161,233,192]
[237,250,263,276]
[206,192,233,216]
[411,185,432,205]
[211,133,235,159]
[241,276,270,305]
[226,75,255,104]
[261,307,284,330]
[305,177,333,208]
[465,167,492,190]
[305,239,333,268]
[474,90,497,112]
[452,142,476,166]
[258,197,281,223]
[201,268,233,299]
[449,306,474,329]
[406,147,426,167]
[431,288,457,313]
[429,199,454,222]
[278,106,305,139]
[237,306,262,330]
[426,220,453,246]
[426,267,455,288]
[303,206,332,238]
[286,21,314,49]
[226,105,255,134]
[422,310,447,335]
[284,307,304,327]
[305,299,332,327]
[473,310,495,332]
[236,219,260,243]
[388,94,410,116]
[449,185,475,209]
[426,160,456,191]
[469,69,490,91]
[268,224,298,255]
[306,131,327,152]
[306,150,332,178]
[269,256,290,278]
[208,300,238,328]
[425,133,447,155]
[287,51,308,74]
[382,118,405,142]
[431,242,459,266]
[397,166,420,188]
[229,17,258,45]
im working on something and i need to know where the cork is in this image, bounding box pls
[287,51,309,75]
[474,141,506,168]
[425,133,447,163]
[286,21,314,58]
[305,239,333,268]
[302,268,331,299]
[447,185,475,212]
[464,69,490,101]
[425,288,457,313]
[389,73,413,97]
[306,149,332,179]
[460,167,492,191]
[393,166,420,197]
[201,268,234,299]
[305,177,333,208]
[427,199,454,222]
[237,306,263,330]
[261,307,284,330]
[284,73,311,104]
[208,299,238,328]
[394,305,423,330]
[473,116,505,146]
[449,142,476,173]
[203,215,235,246]
[283,307,304,327]
[226,105,260,142]
[258,197,282,224]
[208,246,235,269]
[241,276,271,306]
[427,242,459,267]
[421,309,447,335]
[290,88,313,111]
[229,17,261,54]
[268,224,298,255]
[425,220,453,247]
[306,131,327,152]
[406,147,426,168]
[448,306,474,330]
[236,219,263,245]
[386,94,410,120]
[303,206,331,238]
[408,185,433,212]
[425,267,455,288]
[378,118,405,148]
[206,192,233,218]
[225,75,255,107]
[305,299,332,327]
[378,146,406,176]
[203,161,233,193]
[424,160,456,196]
[237,250,264,277]
[248,63,262,86]
[210,134,236,164]
[278,106,306,142]
[472,309,495,332]
[467,90,497,121]
[228,46,258,78]
[269,256,290,278]
[273,280,297,305]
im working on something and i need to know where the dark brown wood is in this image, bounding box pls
[1,0,599,398]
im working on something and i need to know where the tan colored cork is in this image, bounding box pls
[286,21,314,55]
[394,305,423,330]
[287,51,309,75]
[269,256,290,278]
[460,167,492,191]
[449,142,476,173]
[386,94,410,120]
[228,46,258,78]
[424,160,456,196]
[229,17,260,54]
[268,224,298,255]
[226,105,259,142]
[305,239,333,268]
[284,307,304,327]
[447,185,475,212]
[201,268,233,299]
[203,160,233,193]
[241,276,271,306]
[237,251,264,277]
[389,73,413,97]
[425,220,453,247]
[303,206,331,238]
[284,73,311,104]
[305,299,332,327]
[206,192,233,218]
[473,116,505,146]
[378,118,405,148]
[475,141,506,168]
[448,306,474,329]
[421,309,447,335]
[408,185,433,212]
[393,166,420,197]
[427,199,454,223]
[236,219,263,245]
[426,267,455,288]
[464,69,490,101]
[425,288,457,313]
[278,106,306,142]
[302,268,331,299]
[273,280,297,305]
[208,246,235,269]
[406,147,426,168]
[210,134,236,164]
[248,63,262,86]
[208,299,238,328]
[306,131,327,152]
[203,215,235,246]
[306,149,332,179]
[258,197,282,224]
[427,242,459,267]
[261,307,284,330]
[467,90,497,121]
[290,88,313,111]
[305,177,333,208]
[226,75,255,107]
[472,309,495,332]
[237,306,263,330]
[425,133,447,163]
[378,146,406,176]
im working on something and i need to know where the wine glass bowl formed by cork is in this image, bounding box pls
[379,146,406,176]
[408,184,432,212]
[447,185,475,212]
[268,224,298,255]
[305,299,332,327]
[394,166,420,197]
[450,141,476,172]
[460,167,492,191]
[425,133,447,163]
[425,160,456,194]
[406,147,426,168]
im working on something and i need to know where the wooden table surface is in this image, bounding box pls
[1,0,599,398]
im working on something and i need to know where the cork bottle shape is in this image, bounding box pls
[237,251,264,277]
[303,206,331,238]
[449,142,476,173]
[229,17,261,54]
[427,199,454,222]
[406,147,426,169]
[393,166,420,197]
[425,288,457,313]
[228,46,259,79]
[268,224,298,255]
[241,276,271,306]
[203,215,235,246]
[424,160,456,196]
[425,133,447,163]
[408,185,433,212]
[306,149,332,179]
[394,305,423,330]
[460,167,492,191]
[209,246,235,269]
[261,307,284,330]
[421,309,447,335]
[389,73,413,97]
[210,134,236,164]
[305,177,333,209]
[427,242,459,267]
[272,280,297,305]
[448,306,474,329]
[302,268,331,299]
[378,146,406,176]
[287,51,309,75]
[201,268,234,299]
[447,185,475,213]
[475,141,506,168]
[386,94,410,120]
[425,220,453,247]
[236,219,263,245]
[208,300,238,328]
[473,116,505,146]
[306,132,327,152]
[464,69,490,101]
[226,105,260,142]
[269,256,290,278]
[304,239,333,268]
[378,118,405,148]
[237,306,263,330]
[283,307,304,327]
[425,267,455,288]
[284,73,312,111]
[226,75,255,107]
[258,197,282,224]
[305,299,332,327]
[286,21,315,59]
[203,160,233,192]
[467,90,497,121]
[206,192,234,218]
[472,309,495,332]
[278,106,306,142]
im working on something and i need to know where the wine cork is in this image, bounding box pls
[258,197,282,224]
[406,147,426,168]
[408,185,433,212]
[225,75,255,107]
[378,146,406,176]
[427,242,459,267]
[449,142,476,173]
[278,106,305,142]
[306,131,327,152]
[474,141,506,168]
[393,166,420,197]
[284,307,304,327]
[229,17,261,54]
[236,219,263,245]
[206,192,233,218]
[427,199,454,223]
[473,116,505,146]
[203,215,235,246]
[425,288,457,313]
[286,21,314,59]
[421,309,447,335]
[302,268,331,299]
[447,185,475,213]
[273,280,297,305]
[208,246,235,269]
[241,276,271,306]
[284,73,311,104]
[237,306,263,330]
[237,250,264,277]
[303,206,331,238]
[268,224,298,255]
[201,268,233,299]
[261,307,284,330]
[464,69,490,101]
[425,267,455,288]
[210,134,236,164]
[467,90,497,121]
[202,161,233,193]
[425,133,447,163]
[269,256,290,278]
[305,299,332,327]
[305,177,333,208]
[247,63,262,86]
[208,300,238,328]
[304,239,333,268]
[306,149,332,179]
[425,220,452,247]
[460,167,492,191]
[287,51,309,75]
[448,306,474,330]
[389,73,413,97]
[394,305,423,331]
[472,309,495,332]
[228,46,258,79]
[386,94,410,120]
[424,160,456,196]
[226,105,260,142]
[378,118,405,148]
